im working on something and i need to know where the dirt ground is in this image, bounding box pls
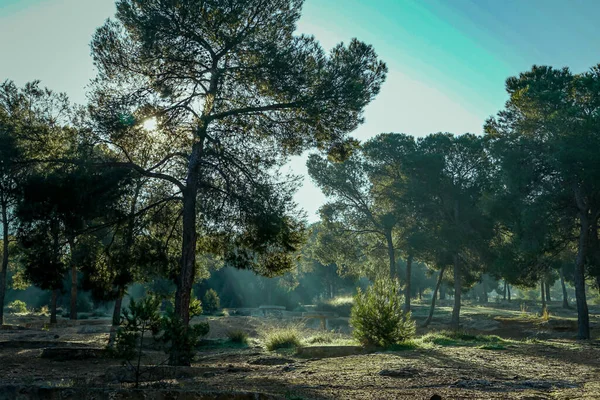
[1,302,599,399]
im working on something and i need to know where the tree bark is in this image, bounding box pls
[540,280,547,313]
[439,282,446,300]
[573,186,591,339]
[68,237,77,320]
[574,210,590,339]
[50,289,58,324]
[545,279,551,302]
[507,284,511,302]
[0,201,9,325]
[482,284,488,303]
[424,266,446,327]
[171,136,205,365]
[108,293,123,347]
[560,267,569,309]
[404,254,412,312]
[503,281,507,301]
[385,231,396,280]
[450,254,461,330]
[174,144,202,316]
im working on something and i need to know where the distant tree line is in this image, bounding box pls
[307,65,600,339]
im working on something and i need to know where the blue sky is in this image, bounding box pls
[1,0,599,221]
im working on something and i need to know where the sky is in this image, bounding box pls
[1,0,599,221]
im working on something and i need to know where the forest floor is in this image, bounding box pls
[0,301,599,399]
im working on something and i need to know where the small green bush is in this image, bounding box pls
[111,296,162,387]
[202,289,220,314]
[160,311,209,365]
[227,329,249,344]
[7,300,28,314]
[265,328,301,351]
[350,279,416,347]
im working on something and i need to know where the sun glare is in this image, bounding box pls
[142,117,158,131]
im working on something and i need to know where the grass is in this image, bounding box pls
[385,339,421,351]
[304,331,335,345]
[541,307,551,321]
[419,330,507,347]
[227,329,249,345]
[265,328,302,351]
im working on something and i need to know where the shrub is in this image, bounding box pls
[350,279,415,347]
[91,310,108,318]
[227,329,249,344]
[265,328,301,351]
[160,311,209,365]
[111,296,162,387]
[202,289,220,314]
[7,300,28,314]
[76,296,94,313]
[189,296,203,317]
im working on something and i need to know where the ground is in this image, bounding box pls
[0,301,599,399]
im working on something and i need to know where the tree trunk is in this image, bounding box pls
[68,237,77,320]
[450,254,461,330]
[572,186,591,339]
[385,231,396,280]
[574,209,591,339]
[503,281,507,301]
[404,254,412,312]
[439,282,446,300]
[540,280,547,313]
[418,287,422,300]
[108,291,124,347]
[560,267,569,309]
[0,201,9,325]
[482,285,488,303]
[172,140,204,365]
[424,266,446,327]
[507,284,511,302]
[50,289,58,324]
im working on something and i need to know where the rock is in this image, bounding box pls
[430,395,442,400]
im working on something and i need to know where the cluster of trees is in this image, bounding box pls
[307,65,600,339]
[0,0,386,365]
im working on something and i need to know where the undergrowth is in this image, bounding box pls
[264,328,302,351]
